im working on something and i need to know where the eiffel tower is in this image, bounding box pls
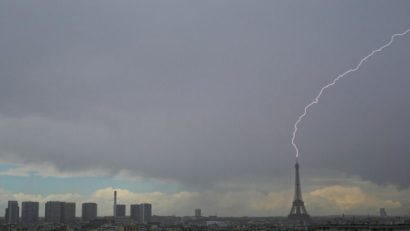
[288,158,310,223]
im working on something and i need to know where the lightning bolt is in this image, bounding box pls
[292,29,410,158]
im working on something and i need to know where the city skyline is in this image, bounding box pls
[0,0,410,217]
[2,198,153,225]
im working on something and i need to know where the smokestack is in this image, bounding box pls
[113,190,117,218]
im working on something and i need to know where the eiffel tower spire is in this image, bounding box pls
[288,158,310,223]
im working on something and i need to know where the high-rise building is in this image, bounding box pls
[45,201,65,224]
[195,209,201,218]
[21,201,39,225]
[380,208,387,217]
[82,203,97,222]
[6,201,19,225]
[116,204,126,217]
[130,204,152,224]
[45,201,76,224]
[288,159,310,224]
[142,203,152,223]
[63,202,76,224]
[130,204,141,222]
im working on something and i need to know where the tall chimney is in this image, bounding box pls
[113,190,117,218]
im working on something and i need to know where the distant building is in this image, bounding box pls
[21,201,39,225]
[380,208,387,217]
[130,204,141,222]
[82,203,97,222]
[116,204,126,217]
[195,209,201,218]
[7,201,19,225]
[114,216,132,225]
[45,201,75,224]
[206,221,228,227]
[130,203,152,224]
[63,202,76,224]
[142,203,152,224]
[150,215,182,226]
[45,201,65,223]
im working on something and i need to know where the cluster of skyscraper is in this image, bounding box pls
[4,201,97,225]
[4,193,152,226]
[113,191,152,224]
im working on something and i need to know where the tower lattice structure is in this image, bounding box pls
[288,159,310,222]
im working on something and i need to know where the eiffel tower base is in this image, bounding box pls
[288,200,310,224]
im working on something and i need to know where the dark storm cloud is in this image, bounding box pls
[0,1,410,187]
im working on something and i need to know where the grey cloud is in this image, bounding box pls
[0,1,410,188]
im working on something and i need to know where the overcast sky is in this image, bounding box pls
[0,0,410,217]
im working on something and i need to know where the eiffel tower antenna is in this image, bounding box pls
[288,157,310,223]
